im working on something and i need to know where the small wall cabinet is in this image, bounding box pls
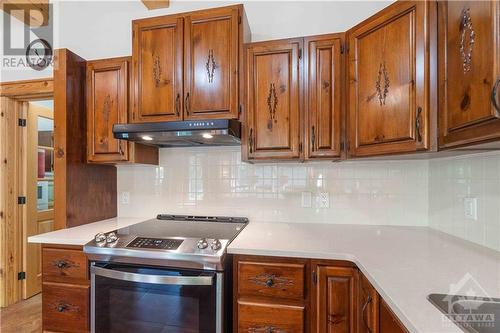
[244,38,304,161]
[131,5,249,123]
[86,57,158,165]
[347,0,436,157]
[305,34,345,160]
[438,1,500,149]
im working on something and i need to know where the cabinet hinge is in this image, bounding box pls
[299,48,302,59]
[239,104,243,116]
[312,271,317,285]
[18,271,26,280]
[18,196,26,205]
[340,142,345,151]
[238,16,242,24]
[340,44,345,54]
[18,118,26,127]
[299,142,303,153]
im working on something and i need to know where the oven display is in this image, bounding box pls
[126,237,183,250]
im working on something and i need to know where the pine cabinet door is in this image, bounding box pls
[184,7,239,120]
[87,58,129,162]
[245,39,303,161]
[305,34,344,160]
[439,1,500,148]
[132,16,183,122]
[348,1,433,157]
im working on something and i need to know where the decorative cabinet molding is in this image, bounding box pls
[243,38,303,161]
[87,57,158,165]
[347,1,437,157]
[438,1,500,149]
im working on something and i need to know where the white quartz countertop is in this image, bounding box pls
[28,217,151,245]
[227,222,500,333]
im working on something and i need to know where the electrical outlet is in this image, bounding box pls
[317,192,330,208]
[301,192,312,208]
[121,191,130,205]
[464,197,477,221]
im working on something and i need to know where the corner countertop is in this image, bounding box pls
[27,217,151,245]
[227,222,500,333]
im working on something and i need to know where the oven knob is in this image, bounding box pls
[95,232,106,244]
[211,239,222,251]
[106,232,118,244]
[197,238,208,249]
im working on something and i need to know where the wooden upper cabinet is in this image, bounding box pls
[132,16,184,123]
[184,6,239,119]
[244,38,303,161]
[87,57,129,162]
[313,265,357,333]
[348,1,436,157]
[439,1,500,148]
[305,34,344,160]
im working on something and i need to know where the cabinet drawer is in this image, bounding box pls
[42,247,88,284]
[42,282,89,333]
[238,260,305,300]
[238,301,304,333]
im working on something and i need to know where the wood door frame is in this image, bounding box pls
[0,78,53,307]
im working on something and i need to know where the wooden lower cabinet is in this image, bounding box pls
[42,245,89,333]
[312,263,357,333]
[238,301,305,333]
[234,255,409,333]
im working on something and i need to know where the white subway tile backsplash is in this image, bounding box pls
[117,147,500,252]
[117,147,429,226]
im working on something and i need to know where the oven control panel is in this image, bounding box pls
[126,237,183,250]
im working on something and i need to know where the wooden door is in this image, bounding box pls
[87,57,129,163]
[305,34,344,160]
[313,265,357,333]
[244,38,303,161]
[132,16,183,123]
[358,272,379,333]
[184,6,239,120]
[439,1,500,148]
[25,102,55,299]
[348,1,433,157]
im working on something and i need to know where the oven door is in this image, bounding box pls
[91,263,223,333]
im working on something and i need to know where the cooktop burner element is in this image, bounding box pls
[83,214,248,270]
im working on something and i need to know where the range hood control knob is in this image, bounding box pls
[197,238,208,249]
[211,239,222,251]
[95,233,106,244]
[106,232,118,244]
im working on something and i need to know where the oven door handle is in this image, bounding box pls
[91,265,213,286]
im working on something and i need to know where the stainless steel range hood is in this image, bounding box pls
[113,119,241,148]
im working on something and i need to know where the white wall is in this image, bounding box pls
[1,0,392,82]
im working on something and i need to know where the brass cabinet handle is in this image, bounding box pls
[185,92,190,115]
[491,78,500,115]
[415,106,423,142]
[248,128,254,154]
[56,147,64,158]
[311,126,316,152]
[361,295,373,333]
[175,93,181,117]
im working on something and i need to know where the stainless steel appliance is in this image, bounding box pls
[84,215,248,333]
[112,119,241,147]
[428,293,500,333]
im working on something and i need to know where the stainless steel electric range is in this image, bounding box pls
[83,214,248,333]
